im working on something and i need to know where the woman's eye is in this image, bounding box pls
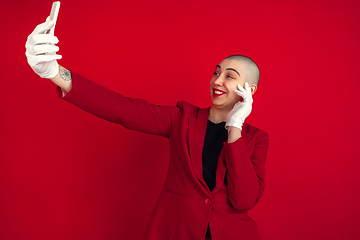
[227,75,234,79]
[213,72,219,76]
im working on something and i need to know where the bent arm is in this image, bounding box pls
[224,131,269,211]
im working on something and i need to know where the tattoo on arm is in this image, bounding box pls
[59,66,72,82]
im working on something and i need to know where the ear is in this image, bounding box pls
[249,84,257,95]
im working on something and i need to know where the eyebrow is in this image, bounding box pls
[216,65,240,76]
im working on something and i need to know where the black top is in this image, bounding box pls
[202,120,228,238]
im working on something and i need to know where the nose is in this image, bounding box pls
[213,75,224,86]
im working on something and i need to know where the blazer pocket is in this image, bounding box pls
[165,188,190,197]
[144,189,187,240]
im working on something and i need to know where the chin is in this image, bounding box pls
[213,99,236,109]
[211,102,227,109]
[211,99,222,107]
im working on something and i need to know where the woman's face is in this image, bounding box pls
[209,58,247,111]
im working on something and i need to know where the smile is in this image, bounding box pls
[213,88,226,96]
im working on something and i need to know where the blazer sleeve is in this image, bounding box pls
[57,71,180,138]
[223,130,269,211]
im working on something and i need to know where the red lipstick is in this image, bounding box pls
[213,88,226,97]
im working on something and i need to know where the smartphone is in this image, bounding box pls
[47,1,61,35]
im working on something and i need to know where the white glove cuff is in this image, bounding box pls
[225,117,244,130]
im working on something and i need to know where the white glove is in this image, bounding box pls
[226,82,253,130]
[25,17,62,79]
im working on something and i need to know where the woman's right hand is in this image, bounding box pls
[25,17,62,79]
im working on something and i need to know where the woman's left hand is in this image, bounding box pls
[226,82,253,130]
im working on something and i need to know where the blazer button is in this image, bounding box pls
[204,199,211,206]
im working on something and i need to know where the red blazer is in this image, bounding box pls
[58,72,269,240]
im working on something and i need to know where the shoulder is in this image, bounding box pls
[175,101,202,116]
[174,101,210,124]
[176,101,200,111]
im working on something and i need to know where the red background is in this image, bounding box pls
[1,0,360,239]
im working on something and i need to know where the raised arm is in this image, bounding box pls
[25,18,180,137]
[57,70,179,137]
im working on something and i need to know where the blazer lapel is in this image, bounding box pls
[211,149,226,194]
[188,107,210,189]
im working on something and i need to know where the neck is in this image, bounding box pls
[208,106,231,123]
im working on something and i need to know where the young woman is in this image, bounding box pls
[25,18,269,240]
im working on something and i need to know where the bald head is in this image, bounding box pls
[225,55,260,85]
